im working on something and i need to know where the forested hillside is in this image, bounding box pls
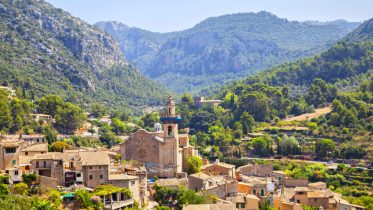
[0,0,168,114]
[96,12,359,93]
[174,18,373,163]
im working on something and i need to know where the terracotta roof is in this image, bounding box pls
[108,174,138,181]
[21,143,48,152]
[189,173,211,180]
[226,195,245,203]
[156,178,188,187]
[183,204,236,210]
[294,187,310,192]
[19,155,33,165]
[32,152,79,161]
[245,194,260,201]
[79,151,110,166]
[308,182,326,189]
[307,190,330,198]
[201,162,235,170]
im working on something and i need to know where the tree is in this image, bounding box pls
[141,112,160,129]
[251,137,273,157]
[111,118,130,135]
[0,184,9,197]
[42,125,58,144]
[0,90,11,131]
[315,139,336,159]
[22,174,37,185]
[90,103,106,118]
[181,93,194,107]
[37,95,63,117]
[278,136,301,155]
[241,112,255,134]
[12,182,28,195]
[185,156,203,174]
[51,141,70,152]
[75,189,93,209]
[55,102,85,134]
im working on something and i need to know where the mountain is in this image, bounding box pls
[96,12,360,93]
[344,18,373,42]
[0,0,168,114]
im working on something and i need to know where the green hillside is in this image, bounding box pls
[0,0,168,114]
[96,12,359,93]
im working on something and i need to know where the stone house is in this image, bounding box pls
[237,164,273,178]
[201,159,236,179]
[226,194,260,210]
[188,172,238,199]
[108,174,140,202]
[79,151,110,188]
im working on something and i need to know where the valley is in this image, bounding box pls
[0,0,372,210]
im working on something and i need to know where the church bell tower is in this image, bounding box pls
[160,96,181,139]
[159,96,182,175]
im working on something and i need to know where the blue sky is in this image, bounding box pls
[46,0,373,32]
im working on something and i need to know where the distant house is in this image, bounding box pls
[29,114,53,123]
[193,96,221,108]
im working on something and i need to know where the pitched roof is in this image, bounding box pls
[189,173,211,180]
[79,151,110,166]
[108,174,138,181]
[21,143,48,152]
[183,204,236,210]
[307,190,330,198]
[201,162,235,170]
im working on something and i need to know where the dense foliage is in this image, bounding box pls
[97,13,359,93]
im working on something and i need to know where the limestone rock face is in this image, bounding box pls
[0,0,167,111]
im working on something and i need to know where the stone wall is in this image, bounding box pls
[284,178,308,187]
[83,165,108,188]
[39,175,58,193]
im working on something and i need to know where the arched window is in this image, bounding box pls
[168,126,172,136]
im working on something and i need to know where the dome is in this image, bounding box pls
[154,122,162,132]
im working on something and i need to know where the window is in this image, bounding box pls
[25,152,28,156]
[89,175,93,180]
[169,108,171,114]
[297,200,300,203]
[253,189,256,194]
[77,173,81,177]
[43,161,46,168]
[99,166,101,169]
[12,160,16,165]
[168,126,172,136]
[240,204,246,208]
[89,166,92,169]
[100,175,103,179]
[36,161,39,168]
[314,198,317,201]
[14,170,19,176]
[261,189,264,196]
[278,177,282,181]
[131,181,135,185]
[5,147,16,153]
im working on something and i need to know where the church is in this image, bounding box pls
[119,96,197,178]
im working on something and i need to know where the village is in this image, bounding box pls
[0,95,366,210]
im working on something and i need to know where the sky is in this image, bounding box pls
[46,0,373,33]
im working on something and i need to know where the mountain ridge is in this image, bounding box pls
[0,0,168,113]
[96,12,360,93]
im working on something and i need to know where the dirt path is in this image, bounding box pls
[285,106,332,121]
